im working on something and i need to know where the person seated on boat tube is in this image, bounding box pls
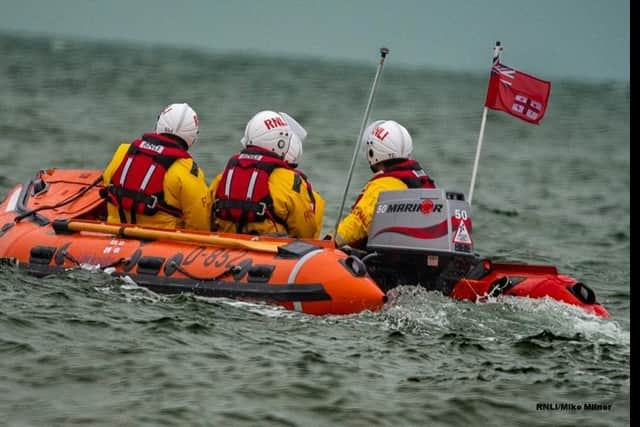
[332,120,436,248]
[101,103,212,231]
[210,110,319,238]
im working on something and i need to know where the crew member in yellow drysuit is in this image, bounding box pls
[335,120,436,248]
[210,110,319,238]
[102,103,211,231]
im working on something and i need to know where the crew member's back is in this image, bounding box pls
[210,110,318,238]
[335,120,436,248]
[102,103,211,231]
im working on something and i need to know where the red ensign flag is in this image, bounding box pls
[485,62,551,124]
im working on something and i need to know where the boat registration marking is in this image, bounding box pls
[103,239,125,254]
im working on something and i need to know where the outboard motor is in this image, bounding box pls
[364,189,479,294]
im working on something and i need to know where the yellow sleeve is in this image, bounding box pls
[102,143,131,185]
[312,190,326,239]
[336,177,407,246]
[164,159,212,231]
[296,171,326,238]
[209,173,222,202]
[269,168,319,239]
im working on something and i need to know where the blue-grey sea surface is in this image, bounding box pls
[0,33,629,426]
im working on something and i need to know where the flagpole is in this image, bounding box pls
[333,47,389,239]
[468,41,503,205]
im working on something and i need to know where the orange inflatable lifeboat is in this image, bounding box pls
[0,169,386,315]
[0,168,609,317]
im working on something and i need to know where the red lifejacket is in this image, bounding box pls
[352,159,435,208]
[103,133,193,224]
[213,147,291,233]
[371,159,436,188]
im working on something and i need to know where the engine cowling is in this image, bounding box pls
[367,188,474,257]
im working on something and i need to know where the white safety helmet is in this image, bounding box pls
[279,112,307,166]
[363,120,413,166]
[155,103,199,148]
[285,132,303,166]
[240,110,292,158]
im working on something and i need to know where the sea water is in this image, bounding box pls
[0,33,629,426]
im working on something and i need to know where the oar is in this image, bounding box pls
[52,220,282,253]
